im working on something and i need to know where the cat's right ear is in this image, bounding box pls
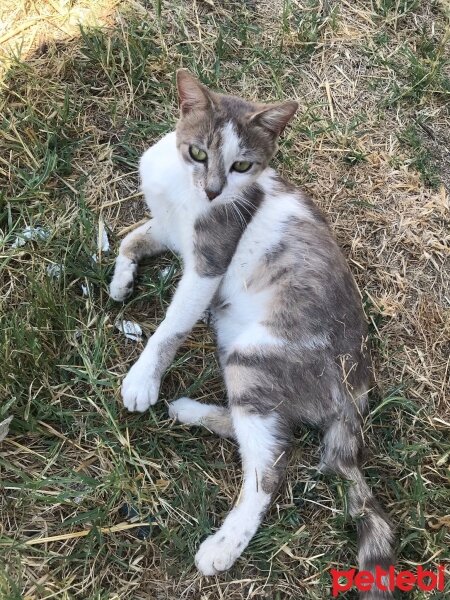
[176,69,211,116]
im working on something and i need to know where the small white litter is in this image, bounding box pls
[0,416,13,443]
[12,226,50,248]
[115,319,143,341]
[159,266,171,278]
[91,221,110,262]
[81,283,90,296]
[46,263,63,279]
[100,227,110,253]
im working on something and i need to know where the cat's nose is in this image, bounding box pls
[205,188,220,201]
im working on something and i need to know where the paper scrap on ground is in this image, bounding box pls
[100,227,110,252]
[46,263,63,278]
[91,222,110,262]
[12,226,50,248]
[0,416,13,442]
[81,284,90,296]
[115,320,143,341]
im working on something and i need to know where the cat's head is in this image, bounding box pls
[175,69,298,202]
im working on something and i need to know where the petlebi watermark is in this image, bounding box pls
[330,565,446,596]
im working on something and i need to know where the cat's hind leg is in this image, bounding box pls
[195,404,290,575]
[110,219,166,301]
[169,397,234,439]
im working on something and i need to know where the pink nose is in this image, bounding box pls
[206,188,220,201]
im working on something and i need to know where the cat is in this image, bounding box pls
[110,69,394,597]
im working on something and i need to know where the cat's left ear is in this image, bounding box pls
[249,101,298,136]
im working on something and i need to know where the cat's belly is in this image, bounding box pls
[212,189,314,352]
[212,203,291,351]
[212,288,279,352]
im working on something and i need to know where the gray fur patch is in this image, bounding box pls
[176,93,279,170]
[261,452,288,496]
[244,213,370,394]
[154,332,188,378]
[194,185,264,277]
[201,409,235,439]
[118,219,166,263]
[225,350,366,428]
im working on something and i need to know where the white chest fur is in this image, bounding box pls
[139,132,202,258]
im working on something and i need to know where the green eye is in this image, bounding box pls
[232,160,252,173]
[189,145,207,162]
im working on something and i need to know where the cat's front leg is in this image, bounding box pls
[122,270,221,412]
[110,219,167,302]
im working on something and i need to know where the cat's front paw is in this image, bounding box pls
[121,364,160,412]
[109,257,137,302]
[110,276,134,302]
[195,529,247,576]
[110,271,135,302]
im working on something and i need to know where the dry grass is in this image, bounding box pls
[0,1,449,598]
[0,0,120,73]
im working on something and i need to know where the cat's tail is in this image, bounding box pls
[321,417,395,599]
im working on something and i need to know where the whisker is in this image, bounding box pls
[230,201,247,231]
[236,198,257,218]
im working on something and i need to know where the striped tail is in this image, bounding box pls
[321,418,395,599]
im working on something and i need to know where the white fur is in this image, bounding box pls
[214,173,312,352]
[109,254,136,302]
[212,122,259,200]
[119,133,217,412]
[195,408,281,575]
[110,220,165,301]
[221,122,241,168]
[139,132,203,256]
[122,368,160,412]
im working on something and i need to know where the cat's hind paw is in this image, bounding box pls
[195,529,247,576]
[168,397,209,424]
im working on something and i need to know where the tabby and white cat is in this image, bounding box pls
[110,70,394,597]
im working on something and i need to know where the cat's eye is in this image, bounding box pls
[231,160,252,173]
[189,145,207,162]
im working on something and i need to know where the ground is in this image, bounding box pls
[0,1,449,599]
